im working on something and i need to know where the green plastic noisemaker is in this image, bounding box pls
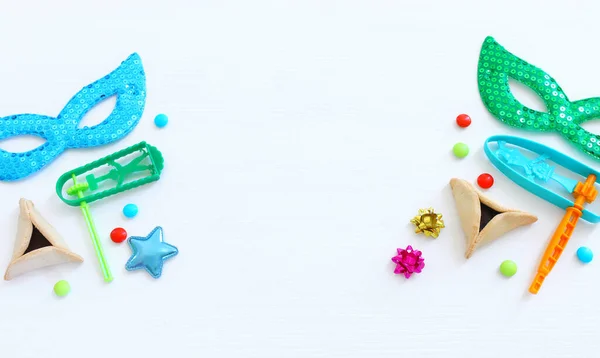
[56,141,164,282]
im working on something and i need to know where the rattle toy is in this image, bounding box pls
[484,135,600,294]
[449,178,537,259]
[4,198,83,280]
[0,53,146,181]
[56,141,164,282]
[478,36,600,161]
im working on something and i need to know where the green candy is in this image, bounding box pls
[54,280,71,297]
[499,260,517,277]
[453,142,469,158]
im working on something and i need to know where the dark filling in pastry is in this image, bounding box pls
[23,226,52,254]
[480,203,501,231]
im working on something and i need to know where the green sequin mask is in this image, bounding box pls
[478,36,600,160]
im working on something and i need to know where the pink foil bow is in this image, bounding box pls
[391,245,424,278]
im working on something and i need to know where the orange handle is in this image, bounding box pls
[529,174,597,294]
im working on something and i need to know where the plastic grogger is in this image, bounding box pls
[484,135,600,294]
[56,141,164,282]
[529,174,597,293]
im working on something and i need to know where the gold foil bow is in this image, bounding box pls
[410,208,445,238]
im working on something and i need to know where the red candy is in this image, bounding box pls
[477,173,494,189]
[456,114,472,128]
[110,227,128,243]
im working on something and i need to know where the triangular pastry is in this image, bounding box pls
[4,198,83,280]
[449,178,538,258]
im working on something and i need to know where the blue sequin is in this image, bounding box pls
[0,53,146,181]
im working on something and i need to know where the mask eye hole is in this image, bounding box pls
[0,135,46,153]
[578,118,600,134]
[77,95,117,129]
[507,78,549,113]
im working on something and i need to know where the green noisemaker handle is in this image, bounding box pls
[72,174,113,282]
[478,36,600,161]
[56,141,164,281]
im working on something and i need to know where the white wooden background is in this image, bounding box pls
[1,1,599,357]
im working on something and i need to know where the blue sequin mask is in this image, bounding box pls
[0,53,146,181]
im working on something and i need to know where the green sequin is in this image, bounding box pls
[478,36,600,160]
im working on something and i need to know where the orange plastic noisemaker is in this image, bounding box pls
[484,135,600,294]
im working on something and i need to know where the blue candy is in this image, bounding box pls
[123,203,138,218]
[0,53,146,181]
[154,114,168,128]
[577,246,593,264]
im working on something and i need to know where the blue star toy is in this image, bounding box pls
[125,226,178,279]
